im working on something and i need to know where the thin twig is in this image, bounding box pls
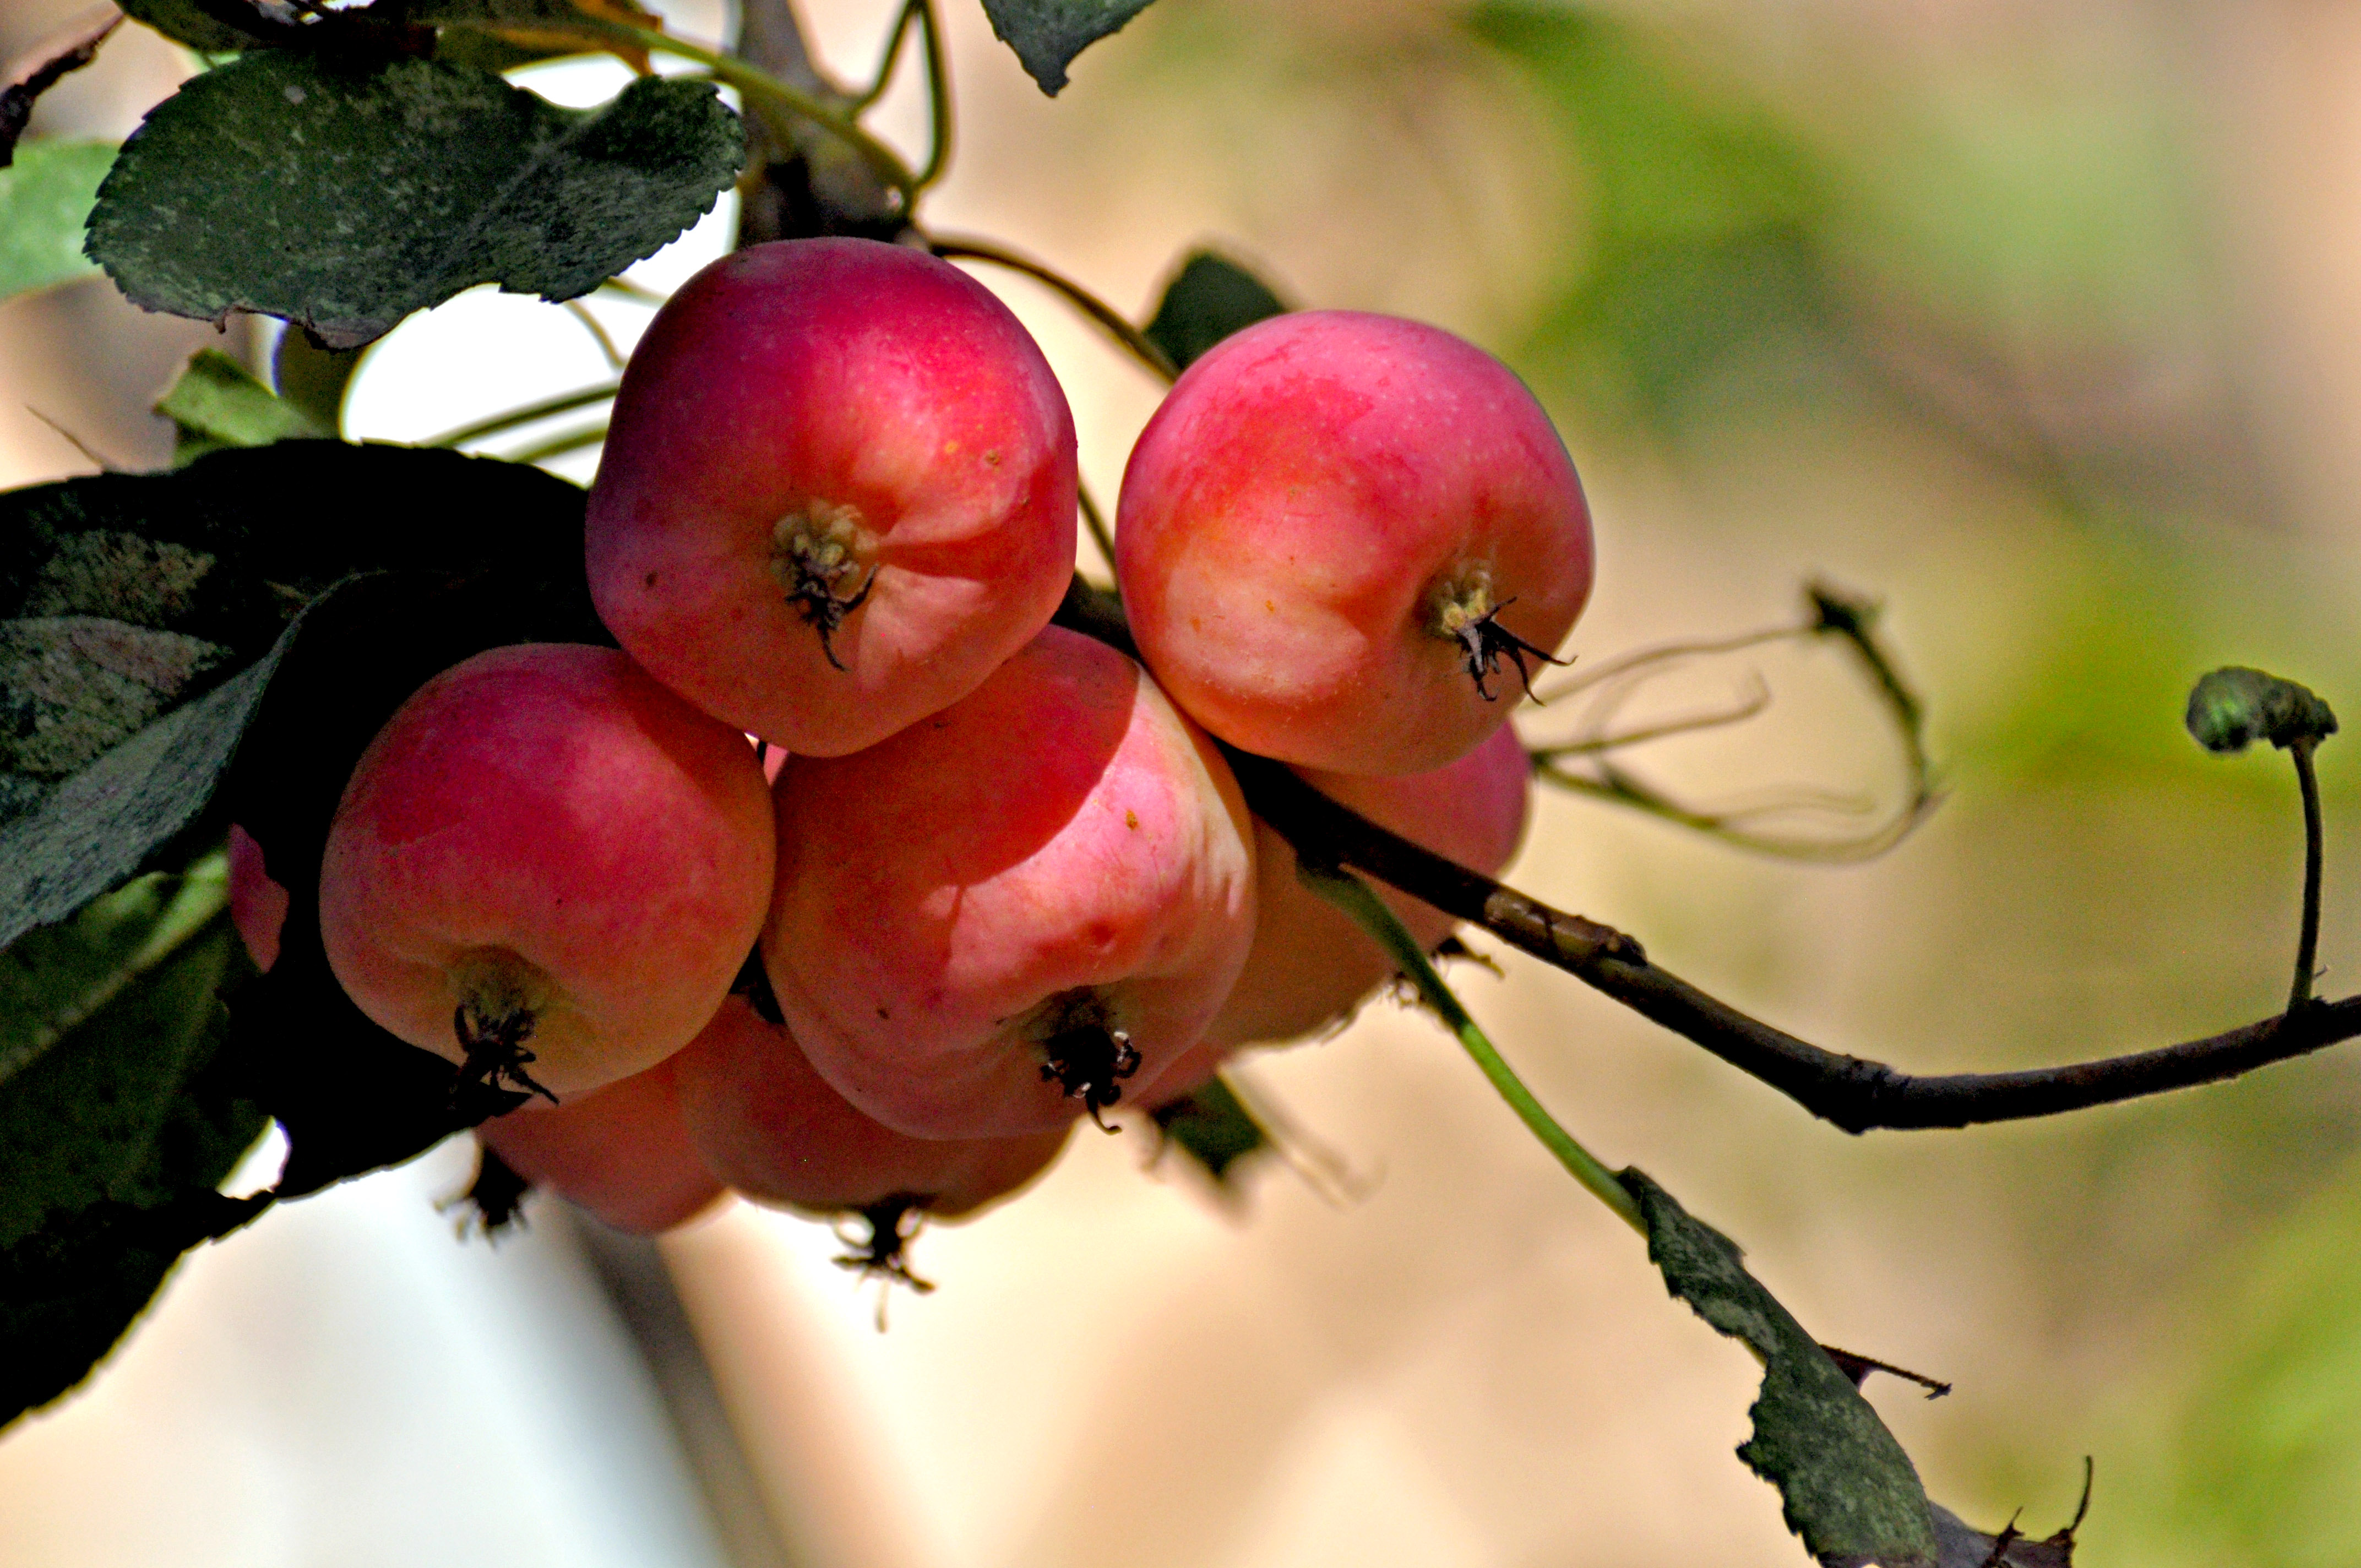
[1078,481,1118,581]
[1236,751,2361,1133]
[2292,736,2325,1012]
[927,235,1179,382]
[500,424,607,466]
[561,301,625,372]
[426,383,618,449]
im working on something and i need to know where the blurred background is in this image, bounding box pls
[7,0,2361,1562]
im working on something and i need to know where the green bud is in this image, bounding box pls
[2185,667,2339,754]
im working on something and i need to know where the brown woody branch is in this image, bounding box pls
[1229,751,2358,1133]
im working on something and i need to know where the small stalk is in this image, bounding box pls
[426,382,618,449]
[1296,860,1642,1233]
[2292,735,2326,1013]
[501,424,609,466]
[1079,481,1118,582]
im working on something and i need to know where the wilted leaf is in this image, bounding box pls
[0,853,228,1086]
[155,348,330,464]
[1143,249,1287,372]
[1619,1168,1941,1567]
[979,0,1159,95]
[1150,1074,1271,1185]
[0,139,113,303]
[89,51,743,347]
[2186,666,2338,755]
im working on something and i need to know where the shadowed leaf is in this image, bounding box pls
[0,853,228,1087]
[89,51,743,347]
[1143,249,1287,371]
[979,0,1158,95]
[115,0,272,53]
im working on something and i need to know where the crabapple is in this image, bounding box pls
[319,644,775,1099]
[226,823,288,973]
[476,1054,726,1234]
[1201,721,1532,1053]
[586,237,1079,758]
[674,993,1070,1219]
[1115,309,1592,775]
[764,624,1258,1139]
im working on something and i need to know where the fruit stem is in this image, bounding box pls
[2291,735,2326,1014]
[1296,859,1643,1233]
[1423,563,1565,701]
[450,949,558,1105]
[425,380,616,449]
[771,502,879,671]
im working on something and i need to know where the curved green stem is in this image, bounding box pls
[426,382,618,449]
[1079,480,1117,582]
[1295,860,1642,1233]
[927,235,1178,382]
[2292,736,2326,1012]
[912,0,953,191]
[502,423,608,465]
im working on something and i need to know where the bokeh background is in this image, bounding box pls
[7,0,2361,1562]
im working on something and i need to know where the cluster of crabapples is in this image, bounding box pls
[227,237,1593,1264]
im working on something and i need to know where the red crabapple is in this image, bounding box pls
[319,644,775,1099]
[476,1054,726,1234]
[586,237,1079,758]
[673,993,1070,1219]
[1115,309,1592,775]
[226,823,288,974]
[1201,721,1532,1052]
[764,625,1258,1139]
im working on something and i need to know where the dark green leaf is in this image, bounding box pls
[0,652,282,955]
[1619,1169,1941,1567]
[88,52,744,347]
[155,348,329,464]
[0,140,114,303]
[1149,1074,1271,1184]
[1,441,600,949]
[1143,249,1287,371]
[979,0,1158,95]
[0,853,228,1086]
[115,0,274,52]
[2,1189,270,1426]
[0,916,270,1428]
[2185,667,2338,755]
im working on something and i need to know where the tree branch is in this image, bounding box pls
[1233,751,2361,1133]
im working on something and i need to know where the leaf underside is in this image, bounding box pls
[88,51,744,347]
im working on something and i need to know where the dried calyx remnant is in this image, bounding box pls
[450,948,558,1105]
[771,500,878,671]
[1030,988,1142,1131]
[835,1194,938,1294]
[1423,562,1563,700]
